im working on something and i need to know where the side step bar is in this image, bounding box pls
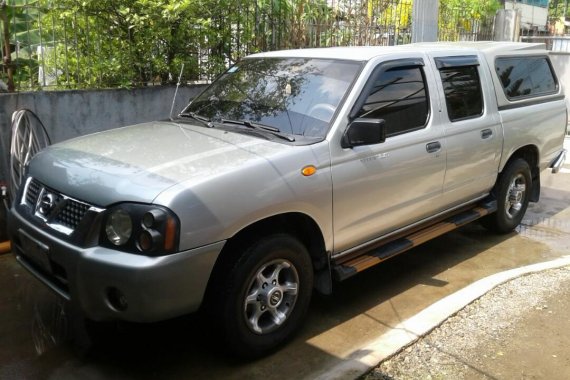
[332,199,497,282]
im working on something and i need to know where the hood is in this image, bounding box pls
[29,121,289,206]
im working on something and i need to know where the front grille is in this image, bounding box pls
[25,178,41,205]
[22,177,101,235]
[55,200,91,229]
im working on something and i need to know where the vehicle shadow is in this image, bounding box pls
[5,184,570,379]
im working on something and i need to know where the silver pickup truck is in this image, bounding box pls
[8,42,567,356]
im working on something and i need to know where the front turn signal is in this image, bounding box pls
[301,165,317,177]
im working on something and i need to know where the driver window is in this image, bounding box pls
[355,66,429,137]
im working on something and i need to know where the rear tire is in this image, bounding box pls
[213,234,313,358]
[481,158,532,234]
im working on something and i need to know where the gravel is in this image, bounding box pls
[364,266,570,380]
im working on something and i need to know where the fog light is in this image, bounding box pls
[138,229,163,252]
[142,209,166,228]
[107,287,128,311]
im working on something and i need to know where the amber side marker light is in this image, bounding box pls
[164,216,177,251]
[301,165,317,177]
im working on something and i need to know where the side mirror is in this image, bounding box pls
[341,118,386,149]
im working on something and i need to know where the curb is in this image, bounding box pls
[0,241,11,255]
[311,256,570,380]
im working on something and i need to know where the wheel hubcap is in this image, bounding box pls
[269,290,282,307]
[505,174,526,219]
[243,259,299,334]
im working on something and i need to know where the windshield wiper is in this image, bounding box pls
[221,119,295,142]
[178,112,214,127]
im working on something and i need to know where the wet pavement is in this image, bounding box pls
[1,164,569,379]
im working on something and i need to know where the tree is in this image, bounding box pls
[1,0,42,91]
[439,0,501,41]
[4,0,503,91]
[39,0,203,88]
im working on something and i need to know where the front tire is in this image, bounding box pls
[482,158,532,234]
[216,234,313,358]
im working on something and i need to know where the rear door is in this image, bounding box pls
[428,53,503,206]
[330,55,447,254]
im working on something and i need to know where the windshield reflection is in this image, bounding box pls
[182,58,362,138]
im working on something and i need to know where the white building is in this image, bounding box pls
[504,0,549,31]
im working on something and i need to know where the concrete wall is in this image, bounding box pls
[411,0,438,43]
[0,84,206,240]
[494,9,521,42]
[0,85,205,180]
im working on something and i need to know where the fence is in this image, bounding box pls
[1,0,497,92]
[439,2,495,42]
[520,35,570,51]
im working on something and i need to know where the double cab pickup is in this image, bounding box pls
[8,42,567,356]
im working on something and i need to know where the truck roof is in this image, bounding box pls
[248,41,547,61]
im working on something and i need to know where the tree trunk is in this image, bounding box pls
[1,2,15,92]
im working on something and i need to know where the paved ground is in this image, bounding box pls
[362,139,570,380]
[0,142,569,379]
[366,267,570,380]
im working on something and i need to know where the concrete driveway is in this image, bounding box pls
[1,167,569,379]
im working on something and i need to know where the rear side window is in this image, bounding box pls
[495,57,557,100]
[439,66,483,122]
[355,66,429,137]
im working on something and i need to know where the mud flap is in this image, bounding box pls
[530,167,540,203]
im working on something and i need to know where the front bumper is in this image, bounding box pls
[8,207,224,323]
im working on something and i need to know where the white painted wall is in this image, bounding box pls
[504,1,548,30]
[550,53,570,137]
[550,53,570,115]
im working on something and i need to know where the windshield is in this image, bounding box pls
[182,57,362,138]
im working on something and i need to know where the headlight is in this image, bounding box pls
[100,204,180,255]
[105,209,132,246]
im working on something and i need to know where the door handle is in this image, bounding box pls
[481,129,493,139]
[426,141,441,153]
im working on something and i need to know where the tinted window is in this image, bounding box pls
[495,57,557,99]
[439,66,483,121]
[356,66,429,136]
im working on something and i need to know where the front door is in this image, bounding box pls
[330,57,446,254]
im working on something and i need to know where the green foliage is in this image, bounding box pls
[37,0,202,88]
[2,0,502,91]
[442,0,501,19]
[1,0,42,90]
[439,0,500,41]
[549,0,569,18]
[35,0,352,88]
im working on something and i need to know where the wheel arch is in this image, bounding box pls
[500,144,540,202]
[203,212,332,307]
